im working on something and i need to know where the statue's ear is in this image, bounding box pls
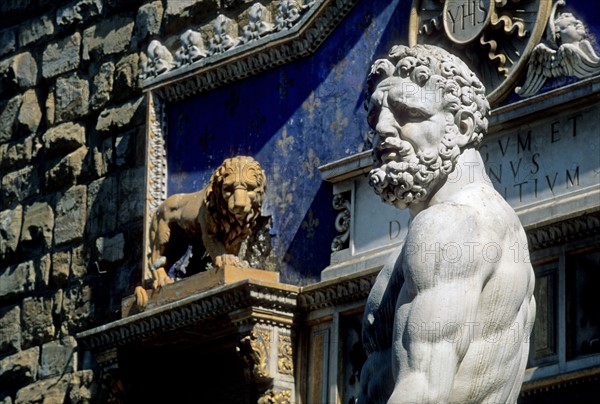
[454,109,475,148]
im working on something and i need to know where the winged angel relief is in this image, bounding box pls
[517,1,600,98]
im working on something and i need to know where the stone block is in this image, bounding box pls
[0,53,38,93]
[42,122,85,158]
[57,0,103,26]
[22,296,55,348]
[87,176,117,237]
[19,15,54,47]
[0,205,22,261]
[51,250,70,286]
[37,254,51,288]
[54,185,87,246]
[135,0,164,40]
[45,146,88,192]
[14,373,69,404]
[118,167,145,226]
[0,347,39,387]
[91,61,114,111]
[1,166,40,209]
[95,233,124,264]
[54,73,89,123]
[20,201,54,253]
[42,32,81,79]
[17,89,42,134]
[0,94,22,143]
[113,53,139,100]
[71,244,87,278]
[0,135,35,170]
[39,337,77,379]
[83,16,134,61]
[0,261,35,304]
[62,284,93,333]
[0,28,16,57]
[0,305,21,356]
[67,370,96,404]
[165,0,220,33]
[96,96,144,134]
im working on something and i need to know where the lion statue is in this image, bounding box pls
[146,156,267,290]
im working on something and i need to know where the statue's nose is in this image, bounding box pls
[375,107,399,139]
[233,188,249,210]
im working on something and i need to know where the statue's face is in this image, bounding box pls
[367,76,455,209]
[221,159,264,223]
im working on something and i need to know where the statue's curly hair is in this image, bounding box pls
[365,44,490,148]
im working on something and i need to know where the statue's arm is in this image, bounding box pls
[388,204,491,403]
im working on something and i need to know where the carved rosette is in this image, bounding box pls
[410,0,552,104]
[331,192,351,252]
[237,328,272,381]
[278,335,293,376]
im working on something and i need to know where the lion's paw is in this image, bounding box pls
[135,286,148,310]
[215,254,246,269]
[152,267,174,289]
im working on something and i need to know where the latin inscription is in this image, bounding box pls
[443,0,491,44]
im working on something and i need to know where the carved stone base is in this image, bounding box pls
[121,266,279,316]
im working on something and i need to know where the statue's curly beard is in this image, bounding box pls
[368,128,460,209]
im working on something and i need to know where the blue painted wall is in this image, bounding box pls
[165,0,598,285]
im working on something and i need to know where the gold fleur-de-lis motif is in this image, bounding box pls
[275,181,293,213]
[302,91,321,122]
[276,127,295,157]
[330,108,348,141]
[301,210,320,239]
[302,148,321,179]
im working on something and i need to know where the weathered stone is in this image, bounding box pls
[39,337,77,379]
[62,284,93,333]
[22,296,55,348]
[0,305,21,356]
[19,15,54,47]
[37,254,51,288]
[1,166,40,209]
[0,347,39,387]
[1,135,35,170]
[87,176,117,237]
[135,0,164,40]
[0,52,38,92]
[45,146,88,191]
[42,122,85,158]
[95,233,124,264]
[118,167,145,226]
[114,53,139,99]
[57,0,103,26]
[20,201,54,253]
[54,73,89,123]
[0,28,16,57]
[54,185,87,246]
[14,372,68,404]
[51,250,70,286]
[83,16,134,61]
[42,32,81,79]
[0,205,22,261]
[0,261,35,304]
[67,370,97,404]
[45,90,55,127]
[17,89,42,134]
[71,244,87,278]
[0,395,12,404]
[0,94,22,142]
[96,96,144,133]
[165,0,220,33]
[91,61,114,111]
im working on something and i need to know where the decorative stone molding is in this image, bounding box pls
[298,268,378,311]
[174,29,208,66]
[516,0,600,98]
[278,334,293,376]
[238,328,271,380]
[331,192,351,252]
[141,0,361,102]
[258,388,292,404]
[526,211,600,251]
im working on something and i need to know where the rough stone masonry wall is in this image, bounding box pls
[0,0,171,402]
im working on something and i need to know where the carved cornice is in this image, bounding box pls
[298,268,379,311]
[76,281,298,352]
[527,211,600,251]
[143,0,360,102]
